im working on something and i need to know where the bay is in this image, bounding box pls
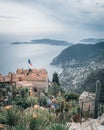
[0,43,67,79]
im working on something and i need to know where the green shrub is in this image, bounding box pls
[64,92,79,101]
[20,88,25,98]
[39,95,47,106]
[26,96,39,106]
[6,86,11,92]
[15,98,28,109]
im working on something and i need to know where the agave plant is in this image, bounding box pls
[23,107,50,130]
[12,123,28,130]
[29,117,48,130]
[49,123,70,130]
[0,106,22,128]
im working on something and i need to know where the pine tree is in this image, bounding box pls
[52,72,60,86]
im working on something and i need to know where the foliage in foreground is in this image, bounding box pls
[0,104,71,130]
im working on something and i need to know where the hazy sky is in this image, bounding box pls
[0,0,104,43]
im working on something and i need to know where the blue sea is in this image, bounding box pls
[0,43,67,79]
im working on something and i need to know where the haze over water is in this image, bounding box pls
[0,43,67,79]
[1,0,104,80]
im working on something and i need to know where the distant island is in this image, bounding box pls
[11,39,73,46]
[80,38,104,44]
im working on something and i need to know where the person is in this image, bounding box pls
[47,98,52,107]
[7,91,12,105]
[4,96,8,106]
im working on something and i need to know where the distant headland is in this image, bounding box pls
[11,38,73,46]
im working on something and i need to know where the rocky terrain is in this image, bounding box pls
[59,61,104,92]
[68,114,104,130]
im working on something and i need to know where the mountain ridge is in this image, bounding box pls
[51,42,104,67]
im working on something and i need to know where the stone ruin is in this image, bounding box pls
[79,91,96,113]
[0,68,49,93]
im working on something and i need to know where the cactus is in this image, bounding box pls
[94,80,101,119]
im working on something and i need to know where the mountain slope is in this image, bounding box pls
[51,42,104,92]
[11,39,73,46]
[51,42,104,66]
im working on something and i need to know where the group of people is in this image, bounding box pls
[47,96,62,112]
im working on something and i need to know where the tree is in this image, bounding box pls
[52,72,60,86]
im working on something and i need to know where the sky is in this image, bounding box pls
[0,0,104,43]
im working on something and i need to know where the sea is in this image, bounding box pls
[0,43,67,80]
